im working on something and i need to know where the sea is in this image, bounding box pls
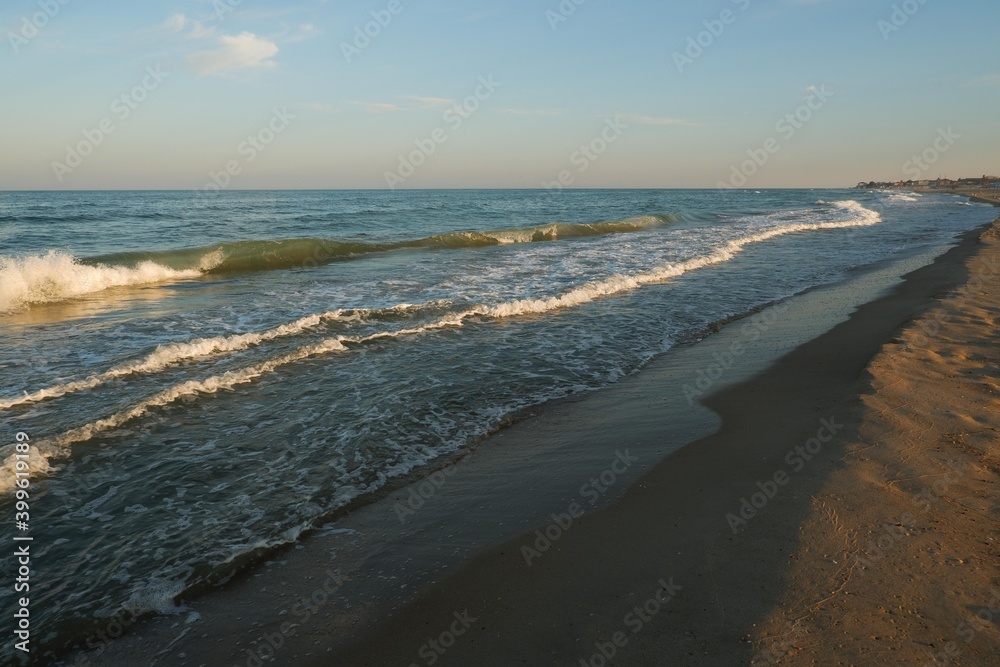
[0,188,995,662]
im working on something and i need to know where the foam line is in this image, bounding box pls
[0,302,447,410]
[1,202,881,489]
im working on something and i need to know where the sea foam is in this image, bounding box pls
[0,250,201,313]
[0,302,448,410]
[0,217,678,314]
[0,201,883,492]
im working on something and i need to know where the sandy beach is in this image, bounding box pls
[7,0,1000,663]
[750,224,1000,663]
[64,214,1000,667]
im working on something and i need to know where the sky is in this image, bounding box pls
[0,0,997,190]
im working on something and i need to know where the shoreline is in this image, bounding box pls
[751,219,1000,662]
[317,215,1000,665]
[909,186,1000,207]
[65,217,999,665]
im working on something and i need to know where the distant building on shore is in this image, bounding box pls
[854,174,999,190]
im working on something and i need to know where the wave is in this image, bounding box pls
[89,215,676,272]
[0,251,202,314]
[0,213,107,223]
[0,338,352,494]
[1,201,882,485]
[13,314,474,466]
[477,201,880,317]
[0,216,676,313]
[0,301,450,410]
[888,193,919,202]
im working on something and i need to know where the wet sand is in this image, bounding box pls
[320,217,999,666]
[752,219,1000,665]
[69,217,999,666]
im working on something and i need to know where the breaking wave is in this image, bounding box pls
[0,302,449,410]
[1,201,882,487]
[0,251,201,314]
[0,216,678,313]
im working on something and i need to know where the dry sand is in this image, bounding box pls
[752,222,1000,665]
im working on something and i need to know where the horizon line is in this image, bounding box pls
[0,186,864,193]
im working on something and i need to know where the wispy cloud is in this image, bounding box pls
[164,13,185,32]
[189,32,279,76]
[275,22,320,43]
[351,101,404,113]
[164,13,215,39]
[401,96,455,108]
[297,102,335,112]
[351,97,456,113]
[618,114,697,127]
[499,108,563,116]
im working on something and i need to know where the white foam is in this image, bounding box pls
[481,201,881,318]
[0,445,51,495]
[0,312,338,409]
[889,193,919,202]
[47,337,349,450]
[198,248,225,271]
[0,251,201,313]
[4,202,882,488]
[0,301,448,410]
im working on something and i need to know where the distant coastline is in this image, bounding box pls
[853,175,1000,206]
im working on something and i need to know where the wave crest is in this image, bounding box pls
[0,301,450,410]
[0,251,201,314]
[92,215,678,274]
[4,200,883,488]
[1,216,679,313]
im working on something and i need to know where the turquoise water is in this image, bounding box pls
[0,188,994,661]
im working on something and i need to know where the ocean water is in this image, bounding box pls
[0,189,995,661]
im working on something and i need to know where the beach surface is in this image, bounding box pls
[750,218,1000,665]
[318,217,1000,666]
[67,215,999,666]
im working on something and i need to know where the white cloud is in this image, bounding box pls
[189,32,279,76]
[163,13,215,39]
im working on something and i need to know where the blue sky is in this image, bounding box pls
[1,0,997,189]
